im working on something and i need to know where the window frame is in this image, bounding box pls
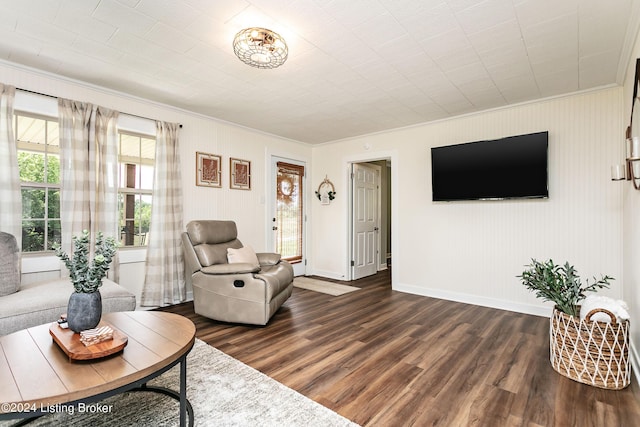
[14,110,61,253]
[117,130,155,249]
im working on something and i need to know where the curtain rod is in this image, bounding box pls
[16,87,183,128]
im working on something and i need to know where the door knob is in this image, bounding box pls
[273,226,278,230]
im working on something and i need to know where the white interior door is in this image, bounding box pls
[352,163,380,279]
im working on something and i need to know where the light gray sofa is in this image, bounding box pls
[0,232,136,336]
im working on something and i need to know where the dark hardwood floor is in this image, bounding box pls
[156,269,640,426]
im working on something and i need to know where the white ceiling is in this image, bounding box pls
[0,0,638,144]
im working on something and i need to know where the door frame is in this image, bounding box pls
[350,162,382,280]
[345,149,398,284]
[267,152,309,277]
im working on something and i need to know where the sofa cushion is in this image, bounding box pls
[0,232,20,297]
[0,278,136,336]
[228,246,259,268]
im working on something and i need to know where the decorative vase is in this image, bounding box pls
[67,291,102,333]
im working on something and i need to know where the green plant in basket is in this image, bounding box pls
[53,230,118,293]
[517,259,613,317]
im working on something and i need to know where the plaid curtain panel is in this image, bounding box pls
[59,99,93,253]
[92,106,119,242]
[58,99,119,274]
[0,85,20,246]
[141,121,185,306]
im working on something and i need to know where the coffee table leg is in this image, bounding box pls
[128,354,193,426]
[180,356,187,427]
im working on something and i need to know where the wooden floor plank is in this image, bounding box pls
[156,269,640,426]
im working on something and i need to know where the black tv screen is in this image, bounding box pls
[431,131,548,201]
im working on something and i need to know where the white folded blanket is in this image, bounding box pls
[579,295,630,323]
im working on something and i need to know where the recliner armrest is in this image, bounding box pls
[201,263,261,275]
[256,253,281,266]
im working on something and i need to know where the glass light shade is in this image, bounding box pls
[611,164,626,181]
[233,27,288,69]
[630,136,640,159]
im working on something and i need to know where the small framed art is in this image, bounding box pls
[196,152,222,187]
[230,158,251,190]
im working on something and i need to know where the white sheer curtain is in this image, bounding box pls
[141,121,185,306]
[58,99,119,272]
[0,84,21,246]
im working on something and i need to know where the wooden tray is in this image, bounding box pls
[49,320,128,361]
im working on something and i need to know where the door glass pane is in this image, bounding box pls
[276,162,304,262]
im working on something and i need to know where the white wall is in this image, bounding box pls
[311,87,625,317]
[622,28,640,385]
[2,58,634,376]
[0,61,311,303]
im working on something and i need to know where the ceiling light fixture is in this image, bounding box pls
[233,27,288,69]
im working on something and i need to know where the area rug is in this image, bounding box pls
[2,339,359,427]
[293,277,360,296]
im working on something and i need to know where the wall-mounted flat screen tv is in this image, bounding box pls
[431,131,549,201]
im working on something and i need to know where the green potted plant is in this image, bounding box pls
[517,259,613,317]
[54,230,118,332]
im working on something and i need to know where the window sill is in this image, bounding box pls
[21,247,147,273]
[118,247,147,264]
[22,254,59,274]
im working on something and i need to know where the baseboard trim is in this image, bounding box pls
[309,270,348,281]
[394,282,552,318]
[631,340,640,386]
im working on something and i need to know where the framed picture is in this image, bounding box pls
[230,158,251,190]
[196,152,222,187]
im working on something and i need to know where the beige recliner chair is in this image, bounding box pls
[182,220,293,325]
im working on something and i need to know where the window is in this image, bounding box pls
[118,131,155,247]
[15,112,61,252]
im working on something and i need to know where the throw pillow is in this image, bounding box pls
[227,246,260,269]
[0,232,21,296]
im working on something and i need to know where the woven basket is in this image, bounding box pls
[550,306,630,390]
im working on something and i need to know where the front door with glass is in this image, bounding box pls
[274,160,305,276]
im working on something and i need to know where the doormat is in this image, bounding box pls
[293,277,360,296]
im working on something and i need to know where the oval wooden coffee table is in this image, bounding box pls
[0,311,196,426]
